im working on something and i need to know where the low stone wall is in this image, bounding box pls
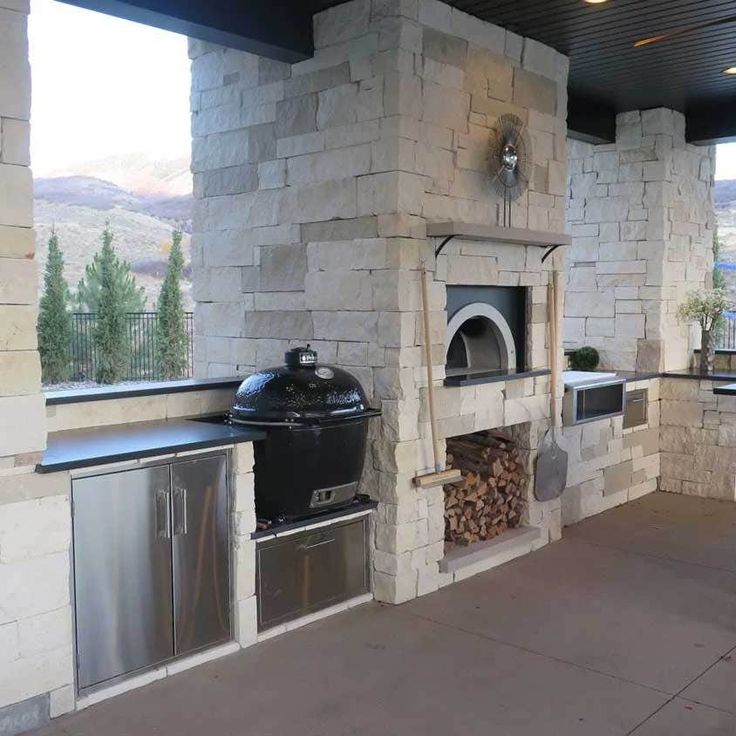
[562,378,660,525]
[660,378,736,501]
[45,388,235,433]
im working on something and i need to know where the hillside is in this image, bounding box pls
[34,163,194,310]
[716,179,736,257]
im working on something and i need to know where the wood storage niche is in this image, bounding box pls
[444,429,529,551]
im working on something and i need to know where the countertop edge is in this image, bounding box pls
[36,419,265,474]
[45,377,243,406]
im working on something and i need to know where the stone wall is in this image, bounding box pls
[565,110,716,372]
[191,0,569,603]
[561,378,660,525]
[0,0,71,728]
[660,378,736,502]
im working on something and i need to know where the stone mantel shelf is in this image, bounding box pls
[427,221,572,248]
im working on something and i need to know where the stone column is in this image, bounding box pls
[0,0,75,726]
[565,109,715,372]
[191,0,568,603]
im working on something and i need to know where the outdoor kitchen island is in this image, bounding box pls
[33,375,377,712]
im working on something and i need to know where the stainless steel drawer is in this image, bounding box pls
[256,516,370,631]
[624,388,648,429]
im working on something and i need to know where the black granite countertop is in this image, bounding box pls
[45,376,243,405]
[606,370,660,383]
[37,417,265,473]
[713,383,736,396]
[444,368,551,387]
[661,368,736,381]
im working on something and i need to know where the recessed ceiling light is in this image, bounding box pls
[725,67,736,75]
[584,0,608,4]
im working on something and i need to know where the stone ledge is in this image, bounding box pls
[439,526,541,579]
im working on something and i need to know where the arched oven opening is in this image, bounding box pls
[446,303,517,378]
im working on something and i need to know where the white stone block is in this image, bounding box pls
[0,117,30,166]
[0,552,69,625]
[0,163,31,228]
[0,645,73,711]
[17,606,72,658]
[49,684,75,718]
[0,496,70,563]
[0,393,45,457]
[235,595,258,647]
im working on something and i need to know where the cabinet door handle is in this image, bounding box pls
[155,490,171,539]
[173,487,188,536]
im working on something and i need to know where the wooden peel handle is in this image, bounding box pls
[421,267,443,473]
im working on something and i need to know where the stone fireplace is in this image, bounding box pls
[191,0,569,603]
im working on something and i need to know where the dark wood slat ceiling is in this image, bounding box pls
[445,0,736,129]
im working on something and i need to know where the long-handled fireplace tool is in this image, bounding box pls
[534,269,568,501]
[414,266,463,489]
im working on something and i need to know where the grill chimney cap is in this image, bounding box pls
[285,345,317,368]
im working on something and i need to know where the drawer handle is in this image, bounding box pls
[299,538,335,551]
[627,397,645,404]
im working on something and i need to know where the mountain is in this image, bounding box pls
[716,179,736,257]
[34,158,194,310]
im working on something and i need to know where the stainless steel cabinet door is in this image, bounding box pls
[171,455,230,655]
[73,466,174,690]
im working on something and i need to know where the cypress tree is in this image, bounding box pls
[77,224,146,313]
[37,229,72,383]
[94,225,129,383]
[156,228,188,380]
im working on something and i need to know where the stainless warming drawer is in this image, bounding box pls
[256,516,370,631]
[562,375,626,426]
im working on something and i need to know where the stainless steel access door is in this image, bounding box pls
[73,465,174,690]
[171,455,230,656]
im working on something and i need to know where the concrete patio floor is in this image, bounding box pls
[33,491,736,736]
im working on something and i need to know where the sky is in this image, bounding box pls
[26,0,736,181]
[29,0,191,176]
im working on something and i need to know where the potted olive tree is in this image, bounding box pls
[677,288,732,374]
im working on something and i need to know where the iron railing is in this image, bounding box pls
[718,312,736,350]
[70,312,194,381]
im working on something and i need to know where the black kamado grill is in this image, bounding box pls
[230,346,381,522]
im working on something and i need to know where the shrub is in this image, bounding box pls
[569,346,600,371]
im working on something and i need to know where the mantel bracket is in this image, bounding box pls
[541,243,566,263]
[435,234,457,258]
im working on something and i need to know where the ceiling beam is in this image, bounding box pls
[686,97,736,145]
[567,93,616,144]
[57,0,315,63]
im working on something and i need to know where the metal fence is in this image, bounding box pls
[70,312,194,382]
[718,313,736,350]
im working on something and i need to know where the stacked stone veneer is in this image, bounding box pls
[190,0,570,603]
[565,110,716,372]
[0,0,75,727]
[561,379,660,525]
[660,379,736,502]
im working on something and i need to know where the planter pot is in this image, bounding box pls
[700,329,716,375]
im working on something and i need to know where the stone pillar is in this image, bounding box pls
[191,0,568,603]
[0,0,75,727]
[565,109,716,372]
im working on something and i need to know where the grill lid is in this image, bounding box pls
[230,346,373,425]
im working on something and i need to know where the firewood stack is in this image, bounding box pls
[444,430,528,550]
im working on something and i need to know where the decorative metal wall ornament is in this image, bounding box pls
[488,113,531,227]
